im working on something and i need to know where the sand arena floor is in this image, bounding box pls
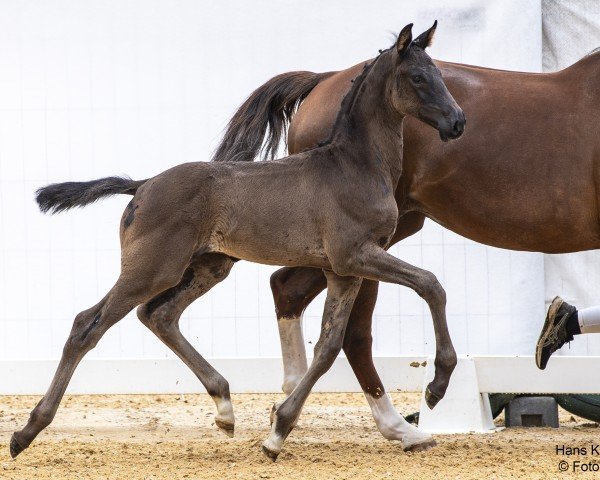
[0,392,598,480]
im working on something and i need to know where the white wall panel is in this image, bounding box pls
[0,0,544,377]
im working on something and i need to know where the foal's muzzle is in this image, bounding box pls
[438,109,466,142]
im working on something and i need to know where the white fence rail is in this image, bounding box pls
[0,356,427,395]
[2,354,598,395]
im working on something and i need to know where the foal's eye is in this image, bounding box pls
[411,75,423,84]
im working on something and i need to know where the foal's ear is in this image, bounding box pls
[396,23,413,56]
[413,20,437,49]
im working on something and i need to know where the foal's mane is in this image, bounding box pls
[318,45,394,148]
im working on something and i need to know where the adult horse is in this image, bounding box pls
[212,48,600,441]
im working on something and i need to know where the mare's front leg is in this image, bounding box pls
[262,271,362,461]
[332,243,457,410]
[343,279,435,451]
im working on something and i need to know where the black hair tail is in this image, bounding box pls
[35,176,146,214]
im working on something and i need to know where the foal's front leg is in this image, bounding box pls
[263,271,362,461]
[333,244,457,410]
[270,268,434,450]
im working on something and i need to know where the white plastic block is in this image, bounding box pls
[418,355,496,434]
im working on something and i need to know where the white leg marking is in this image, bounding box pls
[365,393,433,448]
[214,396,235,436]
[278,316,308,394]
[263,423,284,456]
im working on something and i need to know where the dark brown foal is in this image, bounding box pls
[13,22,464,460]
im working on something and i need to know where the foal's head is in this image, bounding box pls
[389,22,465,141]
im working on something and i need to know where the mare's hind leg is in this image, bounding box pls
[263,271,362,461]
[137,252,237,436]
[10,226,198,458]
[270,267,327,394]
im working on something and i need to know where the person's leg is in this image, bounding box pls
[577,305,600,333]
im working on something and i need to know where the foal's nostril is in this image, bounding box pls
[453,120,464,136]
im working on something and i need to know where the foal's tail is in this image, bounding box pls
[211,70,329,163]
[36,176,146,214]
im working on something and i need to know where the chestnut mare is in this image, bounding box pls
[212,48,600,440]
[12,24,464,461]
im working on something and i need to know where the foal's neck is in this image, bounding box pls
[331,51,405,187]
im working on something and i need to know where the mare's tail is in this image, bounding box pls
[211,71,330,163]
[36,176,147,214]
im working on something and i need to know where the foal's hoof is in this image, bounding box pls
[215,419,235,438]
[403,437,437,453]
[9,434,25,459]
[425,385,443,409]
[262,433,283,462]
[261,444,280,462]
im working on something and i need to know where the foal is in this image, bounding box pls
[12,22,464,460]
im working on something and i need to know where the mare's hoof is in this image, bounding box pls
[9,434,25,459]
[261,444,279,462]
[215,419,235,437]
[425,385,443,409]
[404,438,437,453]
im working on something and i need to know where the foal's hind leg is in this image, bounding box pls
[263,272,362,461]
[137,252,237,436]
[10,228,198,458]
[10,276,182,457]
